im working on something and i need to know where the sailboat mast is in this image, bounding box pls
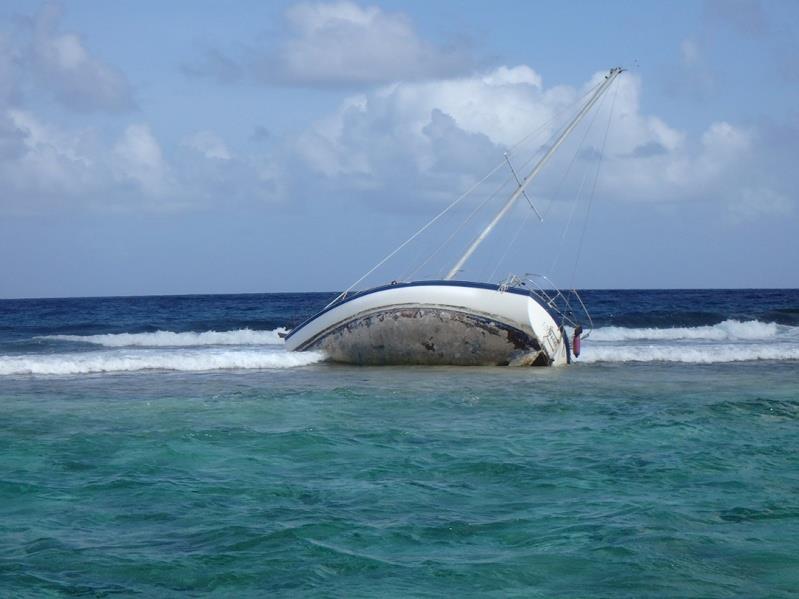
[444,67,623,281]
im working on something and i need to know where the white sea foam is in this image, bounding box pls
[12,322,799,372]
[42,328,288,347]
[579,320,799,364]
[590,320,784,342]
[0,348,325,375]
[579,344,799,364]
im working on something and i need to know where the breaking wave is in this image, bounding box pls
[8,321,799,373]
[590,319,784,342]
[41,328,287,347]
[580,345,799,364]
[581,320,799,364]
[0,348,324,375]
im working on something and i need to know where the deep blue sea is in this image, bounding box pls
[1,289,798,597]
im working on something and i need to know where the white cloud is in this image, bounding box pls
[0,109,180,212]
[291,66,760,211]
[481,65,542,88]
[0,8,789,228]
[0,3,169,213]
[2,109,98,198]
[699,121,750,172]
[0,103,278,213]
[182,130,232,160]
[276,1,471,84]
[29,2,134,112]
[186,1,475,86]
[113,124,171,195]
[294,64,556,182]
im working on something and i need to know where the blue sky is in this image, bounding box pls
[0,0,797,297]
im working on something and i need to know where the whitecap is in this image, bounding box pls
[0,348,325,375]
[579,344,799,364]
[41,328,288,347]
[590,319,785,342]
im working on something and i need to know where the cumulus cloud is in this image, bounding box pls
[0,3,182,213]
[185,1,475,86]
[288,66,786,222]
[1,109,99,200]
[0,0,790,227]
[113,124,171,195]
[0,101,272,213]
[293,64,554,183]
[272,1,472,84]
[27,2,135,112]
[0,110,180,212]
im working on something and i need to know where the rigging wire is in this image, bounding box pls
[402,174,514,281]
[332,79,608,303]
[504,79,604,157]
[402,95,593,283]
[569,76,621,288]
[541,85,613,221]
[328,159,509,306]
[547,86,613,275]
[500,78,611,223]
[486,196,534,283]
[486,81,613,283]
[443,95,596,281]
[549,160,593,276]
[435,178,518,280]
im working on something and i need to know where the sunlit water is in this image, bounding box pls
[1,290,798,597]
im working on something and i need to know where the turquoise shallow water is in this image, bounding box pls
[2,361,798,597]
[2,290,798,596]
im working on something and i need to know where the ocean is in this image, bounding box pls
[1,289,798,597]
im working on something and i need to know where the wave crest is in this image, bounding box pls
[0,348,324,375]
[41,328,287,347]
[590,319,784,342]
[582,319,799,364]
[580,345,799,364]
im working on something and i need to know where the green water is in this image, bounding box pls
[1,363,798,597]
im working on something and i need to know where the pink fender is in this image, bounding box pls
[572,325,583,358]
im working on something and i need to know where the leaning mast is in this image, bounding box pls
[444,67,623,280]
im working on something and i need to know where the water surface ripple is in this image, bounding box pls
[1,290,798,596]
[1,363,798,597]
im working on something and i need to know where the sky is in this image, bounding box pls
[0,0,797,298]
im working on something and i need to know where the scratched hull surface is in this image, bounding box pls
[301,307,549,366]
[284,282,569,366]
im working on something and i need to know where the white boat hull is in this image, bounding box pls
[285,282,569,366]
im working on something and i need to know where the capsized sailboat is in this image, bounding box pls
[285,67,623,366]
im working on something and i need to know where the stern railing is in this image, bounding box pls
[500,273,593,339]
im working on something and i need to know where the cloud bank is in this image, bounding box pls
[0,1,793,228]
[289,66,780,220]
